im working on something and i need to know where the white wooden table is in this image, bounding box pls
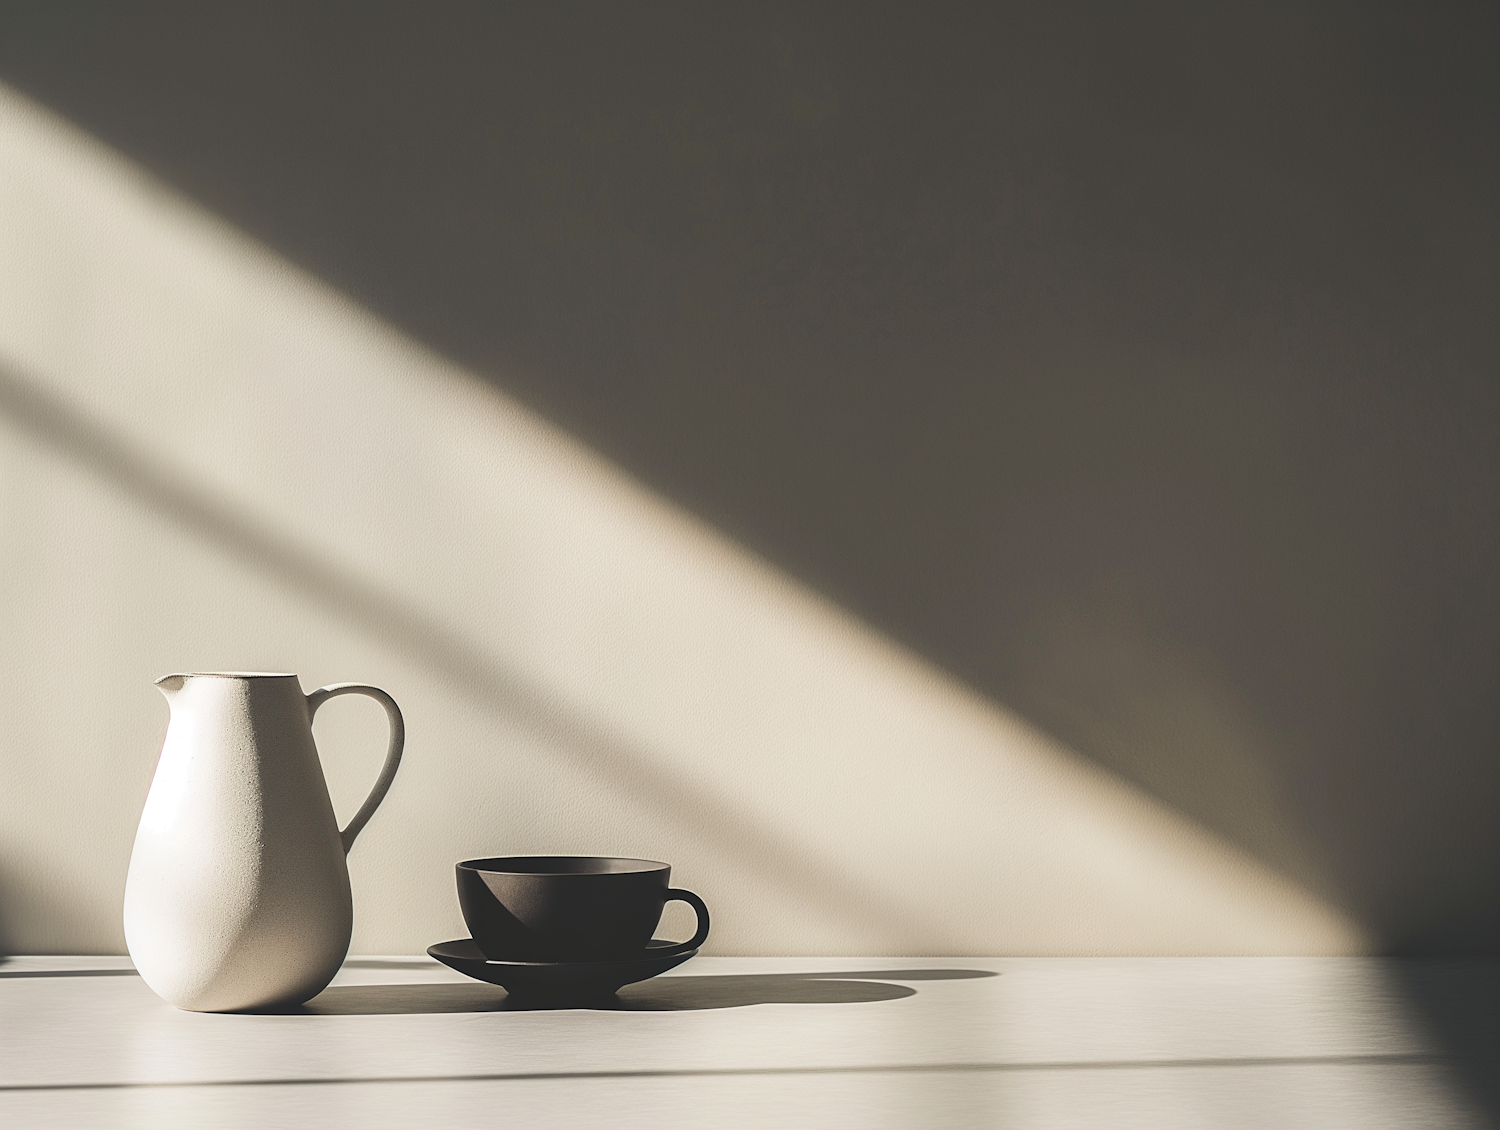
[2,954,1496,1128]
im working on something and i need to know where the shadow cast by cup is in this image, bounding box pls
[606,967,995,1012]
[285,967,997,1016]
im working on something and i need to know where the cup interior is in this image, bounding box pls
[459,856,668,876]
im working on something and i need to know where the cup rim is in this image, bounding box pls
[458,855,669,877]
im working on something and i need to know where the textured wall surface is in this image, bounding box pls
[0,85,1356,956]
[0,3,1496,954]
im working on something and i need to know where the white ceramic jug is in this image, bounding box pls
[123,672,404,1012]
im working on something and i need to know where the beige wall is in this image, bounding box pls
[0,86,1360,957]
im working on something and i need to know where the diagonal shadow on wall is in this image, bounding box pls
[0,359,934,948]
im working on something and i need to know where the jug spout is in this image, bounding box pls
[155,673,188,698]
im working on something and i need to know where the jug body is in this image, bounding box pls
[124,672,402,1012]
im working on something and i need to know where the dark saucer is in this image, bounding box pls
[427,938,699,1002]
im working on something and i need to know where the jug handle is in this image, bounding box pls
[306,684,406,854]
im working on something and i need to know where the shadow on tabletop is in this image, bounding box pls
[1388,959,1500,1127]
[340,958,446,971]
[278,967,996,1015]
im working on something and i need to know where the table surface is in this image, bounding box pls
[3,953,1498,1129]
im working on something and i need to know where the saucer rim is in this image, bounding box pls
[428,937,699,969]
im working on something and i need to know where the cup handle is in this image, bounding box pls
[652,888,710,958]
[307,683,405,854]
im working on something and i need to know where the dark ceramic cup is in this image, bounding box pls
[456,856,711,962]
